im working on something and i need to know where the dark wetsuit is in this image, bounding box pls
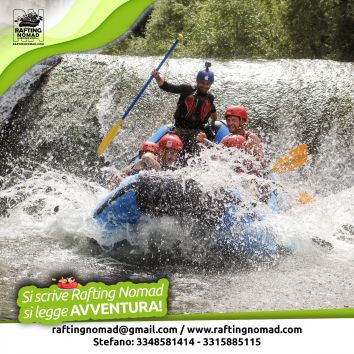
[159,82,216,153]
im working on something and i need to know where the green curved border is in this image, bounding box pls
[0,0,154,96]
[164,308,354,320]
[1,307,354,323]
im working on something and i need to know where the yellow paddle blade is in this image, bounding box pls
[271,144,308,174]
[296,191,316,204]
[96,119,124,156]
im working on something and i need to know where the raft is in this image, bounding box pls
[93,123,279,261]
[58,282,78,289]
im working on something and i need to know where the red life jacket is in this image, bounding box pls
[174,91,213,128]
[184,93,212,122]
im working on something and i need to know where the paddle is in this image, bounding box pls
[202,138,309,175]
[270,144,308,174]
[270,144,330,248]
[296,191,315,204]
[97,34,184,156]
[270,144,316,203]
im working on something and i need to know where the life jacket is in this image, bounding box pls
[175,91,213,128]
[184,93,212,121]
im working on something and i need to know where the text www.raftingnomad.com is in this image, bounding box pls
[52,324,302,336]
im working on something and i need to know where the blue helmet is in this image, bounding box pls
[196,62,214,84]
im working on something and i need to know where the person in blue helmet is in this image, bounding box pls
[151,62,217,153]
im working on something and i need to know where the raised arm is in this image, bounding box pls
[151,69,165,87]
[151,69,193,94]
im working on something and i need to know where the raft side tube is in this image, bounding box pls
[93,174,141,230]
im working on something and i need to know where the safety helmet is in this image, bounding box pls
[224,105,248,123]
[139,141,159,155]
[220,134,246,149]
[159,134,183,152]
[196,62,214,84]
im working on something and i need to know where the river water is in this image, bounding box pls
[0,55,353,319]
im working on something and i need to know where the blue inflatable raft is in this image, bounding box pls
[93,124,280,261]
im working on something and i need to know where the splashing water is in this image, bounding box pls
[0,54,354,318]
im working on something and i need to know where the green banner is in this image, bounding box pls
[0,0,155,96]
[17,279,169,325]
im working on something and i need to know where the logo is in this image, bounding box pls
[52,276,80,290]
[13,9,44,45]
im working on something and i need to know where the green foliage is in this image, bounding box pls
[284,0,328,58]
[183,0,291,58]
[102,0,196,56]
[102,0,354,61]
[283,0,354,60]
[330,0,354,61]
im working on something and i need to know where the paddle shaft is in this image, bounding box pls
[96,35,183,155]
[120,37,181,122]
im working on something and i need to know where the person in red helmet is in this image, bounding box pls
[151,62,217,154]
[223,105,265,164]
[138,141,160,157]
[220,134,259,175]
[197,106,264,159]
[220,108,272,199]
[220,134,246,149]
[107,141,161,189]
[108,135,184,189]
[196,106,265,175]
[158,134,184,168]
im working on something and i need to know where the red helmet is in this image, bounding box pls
[159,134,183,151]
[224,105,248,122]
[220,134,246,149]
[139,141,159,155]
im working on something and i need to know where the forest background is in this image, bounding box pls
[102,0,354,61]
